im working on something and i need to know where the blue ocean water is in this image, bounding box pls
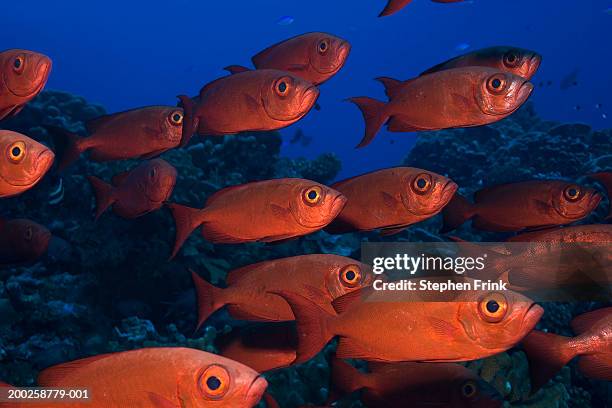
[1,0,610,178]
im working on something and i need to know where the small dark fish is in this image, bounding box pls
[574,105,581,111]
[441,180,601,233]
[326,167,457,235]
[421,46,542,80]
[560,68,579,90]
[225,32,351,86]
[87,159,177,220]
[379,0,466,17]
[0,130,54,198]
[46,106,184,171]
[0,218,51,265]
[177,70,319,147]
[523,307,612,393]
[329,359,502,408]
[166,178,346,258]
[351,67,533,147]
[0,49,52,120]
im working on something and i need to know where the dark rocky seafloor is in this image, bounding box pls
[0,91,610,408]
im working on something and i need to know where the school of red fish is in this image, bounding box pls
[0,3,611,407]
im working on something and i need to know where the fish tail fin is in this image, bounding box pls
[522,330,576,394]
[190,269,225,332]
[177,95,196,147]
[440,193,475,233]
[349,97,388,148]
[45,125,85,172]
[270,290,336,364]
[379,0,413,17]
[328,358,368,403]
[166,203,205,259]
[223,65,251,75]
[86,176,116,220]
[375,76,403,99]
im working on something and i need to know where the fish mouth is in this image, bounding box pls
[587,191,603,211]
[244,376,268,406]
[299,85,320,113]
[525,53,542,80]
[521,303,544,333]
[330,193,348,218]
[440,180,459,206]
[10,149,54,187]
[516,80,534,106]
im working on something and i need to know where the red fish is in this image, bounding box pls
[177,70,319,146]
[379,0,465,17]
[0,49,51,120]
[46,106,184,171]
[0,130,54,198]
[420,46,542,80]
[0,218,50,265]
[523,307,612,393]
[330,359,502,408]
[351,67,533,147]
[441,180,601,233]
[326,167,457,235]
[20,347,267,408]
[224,32,351,86]
[167,179,346,258]
[86,159,177,220]
[218,322,297,373]
[192,254,373,327]
[275,279,543,364]
[590,172,612,220]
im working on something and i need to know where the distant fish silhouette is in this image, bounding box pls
[290,129,313,147]
[560,68,579,90]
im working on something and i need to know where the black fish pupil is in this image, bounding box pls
[464,384,474,395]
[568,188,577,197]
[492,79,502,89]
[13,59,21,68]
[417,178,427,189]
[278,82,287,93]
[345,270,356,281]
[11,147,21,157]
[507,54,516,62]
[173,114,181,121]
[308,190,318,200]
[207,376,221,390]
[320,42,327,51]
[486,300,499,313]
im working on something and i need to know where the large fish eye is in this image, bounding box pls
[339,264,362,287]
[199,365,230,400]
[478,293,508,323]
[168,110,183,126]
[461,380,478,398]
[24,226,33,241]
[13,56,25,73]
[412,173,432,194]
[274,77,292,96]
[7,141,26,163]
[503,52,520,67]
[318,39,329,54]
[486,75,507,94]
[563,185,581,202]
[302,185,323,206]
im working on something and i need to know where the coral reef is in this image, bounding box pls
[0,93,609,407]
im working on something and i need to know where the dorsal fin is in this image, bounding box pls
[420,55,463,76]
[38,354,112,386]
[224,65,251,74]
[375,77,404,99]
[111,171,130,186]
[86,113,122,133]
[571,307,611,334]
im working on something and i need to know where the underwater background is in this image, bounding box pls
[1,1,611,407]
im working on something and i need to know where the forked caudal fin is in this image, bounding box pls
[522,330,577,394]
[190,269,226,332]
[270,291,336,364]
[44,125,86,172]
[328,358,369,403]
[349,97,388,148]
[86,176,116,221]
[166,203,206,259]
